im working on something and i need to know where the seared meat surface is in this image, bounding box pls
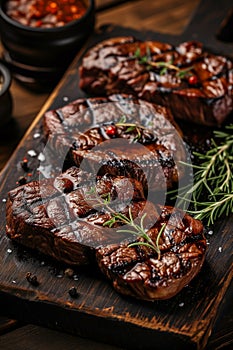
[79,37,233,126]
[6,165,206,300]
[44,94,185,191]
[6,95,207,301]
[6,167,148,266]
[96,205,206,301]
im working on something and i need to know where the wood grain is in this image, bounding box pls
[96,0,200,35]
[0,317,18,335]
[0,324,123,350]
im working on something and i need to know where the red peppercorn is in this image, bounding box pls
[188,75,198,85]
[105,125,117,136]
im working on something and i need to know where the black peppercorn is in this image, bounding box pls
[17,176,27,185]
[26,272,39,286]
[68,286,79,298]
[21,158,29,171]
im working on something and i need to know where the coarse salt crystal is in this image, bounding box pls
[27,149,37,157]
[33,132,41,139]
[63,96,69,102]
[38,153,45,162]
[2,198,6,203]
[179,302,184,307]
[218,247,222,253]
[7,249,12,254]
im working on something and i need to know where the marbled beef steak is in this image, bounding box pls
[79,37,233,126]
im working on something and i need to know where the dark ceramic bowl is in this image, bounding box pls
[0,0,95,90]
[0,60,12,126]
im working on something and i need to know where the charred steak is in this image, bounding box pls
[6,95,207,300]
[79,37,233,126]
[6,166,150,266]
[43,94,185,191]
[6,166,206,300]
[96,205,206,301]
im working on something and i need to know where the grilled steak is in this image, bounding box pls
[6,165,206,300]
[79,37,233,126]
[6,167,147,266]
[43,94,185,191]
[96,205,206,301]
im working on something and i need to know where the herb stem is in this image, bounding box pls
[87,187,165,258]
[173,124,233,225]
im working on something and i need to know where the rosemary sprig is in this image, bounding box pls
[173,124,233,225]
[86,185,165,258]
[104,208,166,258]
[115,115,145,142]
[133,47,193,78]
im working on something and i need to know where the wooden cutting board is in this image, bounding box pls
[0,1,233,348]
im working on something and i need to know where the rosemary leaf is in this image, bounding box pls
[86,186,165,258]
[173,124,233,225]
[133,47,194,78]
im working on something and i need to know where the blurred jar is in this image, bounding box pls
[0,60,12,126]
[0,0,95,90]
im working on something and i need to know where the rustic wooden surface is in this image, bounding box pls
[0,0,232,349]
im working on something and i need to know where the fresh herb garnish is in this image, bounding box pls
[104,209,165,259]
[173,124,233,225]
[115,115,145,143]
[86,185,165,258]
[133,46,193,78]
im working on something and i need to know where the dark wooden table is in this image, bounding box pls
[0,1,232,349]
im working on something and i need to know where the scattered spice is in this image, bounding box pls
[105,125,117,136]
[27,149,37,157]
[188,75,198,85]
[21,157,29,171]
[64,268,74,278]
[33,132,41,139]
[26,272,39,286]
[38,152,46,162]
[68,286,79,298]
[17,176,27,185]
